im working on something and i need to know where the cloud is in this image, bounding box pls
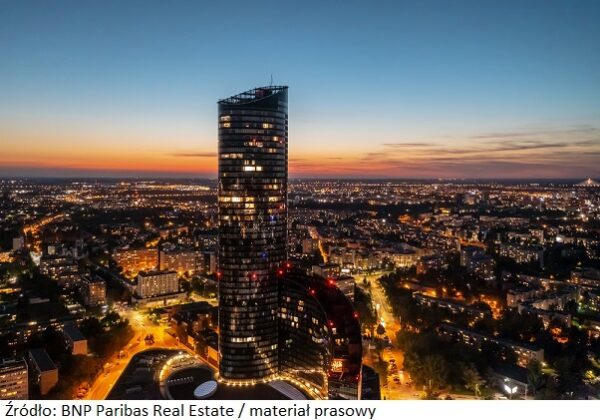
[171,152,216,158]
[288,125,600,178]
[479,139,598,153]
[371,137,600,159]
[381,142,436,148]
[468,126,600,139]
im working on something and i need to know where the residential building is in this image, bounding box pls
[0,358,28,400]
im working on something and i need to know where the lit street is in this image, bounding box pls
[84,307,195,400]
[358,272,418,399]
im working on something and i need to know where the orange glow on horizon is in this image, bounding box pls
[2,127,600,178]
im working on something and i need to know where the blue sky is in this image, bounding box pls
[1,0,599,178]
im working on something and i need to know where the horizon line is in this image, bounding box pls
[1,175,597,182]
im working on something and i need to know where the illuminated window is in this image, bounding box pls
[220,115,231,122]
[243,166,256,171]
[221,153,243,159]
[222,122,231,128]
[245,139,263,147]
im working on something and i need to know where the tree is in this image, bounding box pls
[373,355,389,387]
[80,317,103,337]
[28,327,65,361]
[526,360,544,397]
[553,356,583,397]
[405,353,448,390]
[102,311,121,326]
[180,279,192,296]
[564,300,578,316]
[462,364,484,398]
[422,354,449,390]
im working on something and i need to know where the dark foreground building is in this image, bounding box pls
[280,271,363,399]
[217,86,362,399]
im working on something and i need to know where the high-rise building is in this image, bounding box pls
[279,272,363,399]
[217,86,288,381]
[215,86,362,399]
[0,358,28,400]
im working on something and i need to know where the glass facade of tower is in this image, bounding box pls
[280,271,363,399]
[217,86,288,380]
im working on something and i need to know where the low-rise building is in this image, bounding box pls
[136,270,179,299]
[438,323,544,367]
[490,365,530,399]
[416,255,448,275]
[112,247,158,276]
[63,323,88,355]
[570,267,600,290]
[498,244,544,266]
[201,250,217,275]
[159,247,202,276]
[0,358,28,400]
[28,348,58,396]
[39,254,80,288]
[414,293,491,319]
[312,263,341,278]
[331,275,355,302]
[81,274,106,307]
[302,238,316,254]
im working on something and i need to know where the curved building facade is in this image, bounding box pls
[280,271,363,399]
[217,86,288,381]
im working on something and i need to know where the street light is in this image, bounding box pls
[504,383,518,399]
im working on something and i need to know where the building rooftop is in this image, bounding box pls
[138,270,177,277]
[0,358,27,372]
[63,323,86,342]
[29,348,57,372]
[218,86,287,106]
[83,274,105,283]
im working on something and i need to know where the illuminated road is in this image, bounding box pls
[85,309,194,400]
[358,272,419,399]
[359,272,483,400]
[308,227,328,263]
[23,212,66,253]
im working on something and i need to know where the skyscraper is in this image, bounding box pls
[217,86,288,381]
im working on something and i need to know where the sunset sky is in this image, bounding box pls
[1,0,599,179]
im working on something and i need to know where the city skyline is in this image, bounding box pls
[2,0,600,179]
[3,0,600,404]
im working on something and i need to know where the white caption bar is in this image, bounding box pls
[0,400,597,420]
